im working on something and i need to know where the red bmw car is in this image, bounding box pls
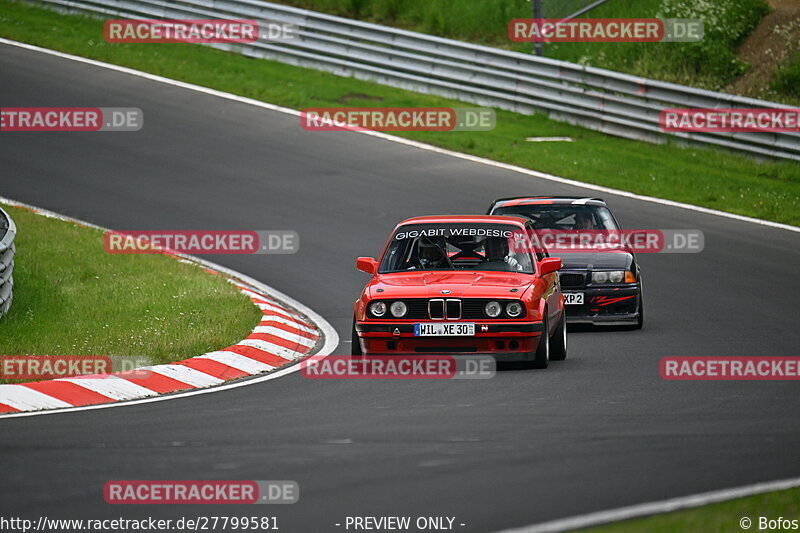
[352,216,567,368]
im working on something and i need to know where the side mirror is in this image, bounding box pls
[356,257,378,275]
[539,257,562,276]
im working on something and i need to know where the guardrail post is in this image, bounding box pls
[532,0,544,56]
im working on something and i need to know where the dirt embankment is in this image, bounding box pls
[726,0,800,98]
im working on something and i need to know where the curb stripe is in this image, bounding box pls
[22,380,113,406]
[256,322,319,340]
[146,365,223,388]
[198,351,275,374]
[0,402,19,413]
[176,358,251,381]
[253,326,317,346]
[110,370,194,394]
[238,339,305,360]
[0,385,72,410]
[260,316,317,335]
[244,335,313,355]
[57,376,159,401]
[261,309,315,328]
[224,345,286,368]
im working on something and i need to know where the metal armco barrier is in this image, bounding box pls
[30,0,800,161]
[0,207,16,319]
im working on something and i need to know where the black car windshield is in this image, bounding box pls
[379,223,535,274]
[492,204,619,231]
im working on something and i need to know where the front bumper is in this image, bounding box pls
[563,284,641,326]
[355,321,544,361]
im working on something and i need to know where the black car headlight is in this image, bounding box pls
[592,270,635,284]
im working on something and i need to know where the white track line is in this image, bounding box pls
[494,476,800,533]
[0,37,796,233]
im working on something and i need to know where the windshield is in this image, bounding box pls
[492,204,619,231]
[379,223,535,274]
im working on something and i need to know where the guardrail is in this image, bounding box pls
[32,0,800,161]
[0,207,16,319]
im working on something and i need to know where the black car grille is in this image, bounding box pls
[369,299,525,319]
[560,273,586,289]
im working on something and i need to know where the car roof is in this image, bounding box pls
[397,215,529,227]
[491,196,607,208]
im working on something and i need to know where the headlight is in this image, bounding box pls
[370,301,387,317]
[592,270,628,283]
[608,271,624,283]
[484,301,502,318]
[389,301,407,318]
[505,301,523,318]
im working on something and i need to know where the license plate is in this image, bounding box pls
[564,292,584,305]
[414,323,475,336]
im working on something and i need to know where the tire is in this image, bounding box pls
[549,310,567,361]
[525,312,549,369]
[351,319,363,356]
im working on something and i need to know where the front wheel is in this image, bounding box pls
[351,319,363,355]
[526,313,549,369]
[549,310,567,361]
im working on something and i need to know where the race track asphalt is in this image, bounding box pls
[1,43,799,532]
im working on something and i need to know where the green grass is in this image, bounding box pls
[0,205,262,383]
[1,0,799,226]
[772,53,800,101]
[273,0,770,93]
[579,486,800,533]
[541,0,769,91]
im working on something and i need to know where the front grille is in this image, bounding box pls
[369,299,525,319]
[428,299,445,319]
[445,299,461,319]
[560,273,586,289]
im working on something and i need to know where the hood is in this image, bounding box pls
[367,271,533,299]
[555,251,632,271]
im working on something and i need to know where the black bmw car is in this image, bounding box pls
[487,196,643,329]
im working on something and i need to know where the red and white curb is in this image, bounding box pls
[0,283,321,414]
[0,197,338,416]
